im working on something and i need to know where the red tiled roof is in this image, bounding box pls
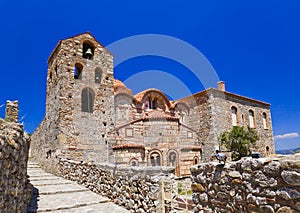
[180,146,202,151]
[112,144,145,150]
[114,79,132,95]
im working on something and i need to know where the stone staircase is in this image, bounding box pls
[27,162,130,213]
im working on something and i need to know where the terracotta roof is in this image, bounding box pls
[134,88,171,105]
[176,88,270,107]
[112,144,145,150]
[180,146,202,151]
[134,90,150,102]
[114,79,132,95]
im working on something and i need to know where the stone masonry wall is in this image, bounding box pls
[0,118,32,213]
[191,154,300,213]
[5,100,19,123]
[202,89,275,162]
[31,33,115,173]
[58,158,177,213]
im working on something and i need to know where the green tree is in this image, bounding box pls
[218,126,259,161]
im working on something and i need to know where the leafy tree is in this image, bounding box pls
[218,126,259,161]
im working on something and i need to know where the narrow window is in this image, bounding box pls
[130,158,138,166]
[150,156,155,166]
[156,155,161,166]
[81,87,95,113]
[263,112,268,129]
[168,152,177,166]
[249,110,255,128]
[149,98,157,109]
[179,110,186,123]
[194,157,199,165]
[95,68,102,83]
[74,63,83,80]
[231,106,237,126]
[266,146,270,156]
[82,41,94,60]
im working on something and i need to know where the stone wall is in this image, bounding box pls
[58,158,177,212]
[191,154,300,213]
[5,100,19,123]
[0,118,32,213]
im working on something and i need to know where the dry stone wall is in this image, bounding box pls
[0,118,32,213]
[190,154,300,213]
[59,158,177,212]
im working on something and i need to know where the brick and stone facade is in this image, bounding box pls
[30,32,274,176]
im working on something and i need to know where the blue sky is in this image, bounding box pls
[0,1,299,151]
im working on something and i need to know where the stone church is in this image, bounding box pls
[30,32,274,176]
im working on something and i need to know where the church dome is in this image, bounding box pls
[114,79,132,95]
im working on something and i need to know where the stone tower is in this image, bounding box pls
[32,32,115,164]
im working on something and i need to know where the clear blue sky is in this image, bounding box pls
[0,1,299,151]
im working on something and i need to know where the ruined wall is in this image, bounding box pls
[0,118,32,213]
[5,100,19,123]
[58,158,177,212]
[191,154,300,213]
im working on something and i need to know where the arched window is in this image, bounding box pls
[82,41,94,60]
[249,110,255,128]
[266,146,270,156]
[95,68,102,83]
[168,151,177,166]
[74,63,83,80]
[81,87,95,113]
[129,158,138,166]
[149,98,157,109]
[263,112,268,129]
[193,156,200,165]
[231,106,238,126]
[150,151,161,166]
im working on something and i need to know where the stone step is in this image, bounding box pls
[29,176,63,181]
[49,202,131,213]
[34,183,90,195]
[27,161,130,213]
[29,178,74,186]
[28,174,55,178]
[27,191,110,212]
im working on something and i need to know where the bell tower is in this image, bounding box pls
[45,32,115,162]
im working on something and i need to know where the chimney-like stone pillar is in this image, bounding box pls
[217,81,226,91]
[5,100,18,123]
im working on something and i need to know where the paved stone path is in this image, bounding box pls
[27,162,130,213]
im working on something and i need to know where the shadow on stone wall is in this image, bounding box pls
[27,187,39,213]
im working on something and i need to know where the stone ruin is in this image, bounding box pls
[0,101,32,213]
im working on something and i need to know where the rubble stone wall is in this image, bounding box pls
[59,158,177,212]
[191,154,300,213]
[5,100,19,123]
[0,119,32,213]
